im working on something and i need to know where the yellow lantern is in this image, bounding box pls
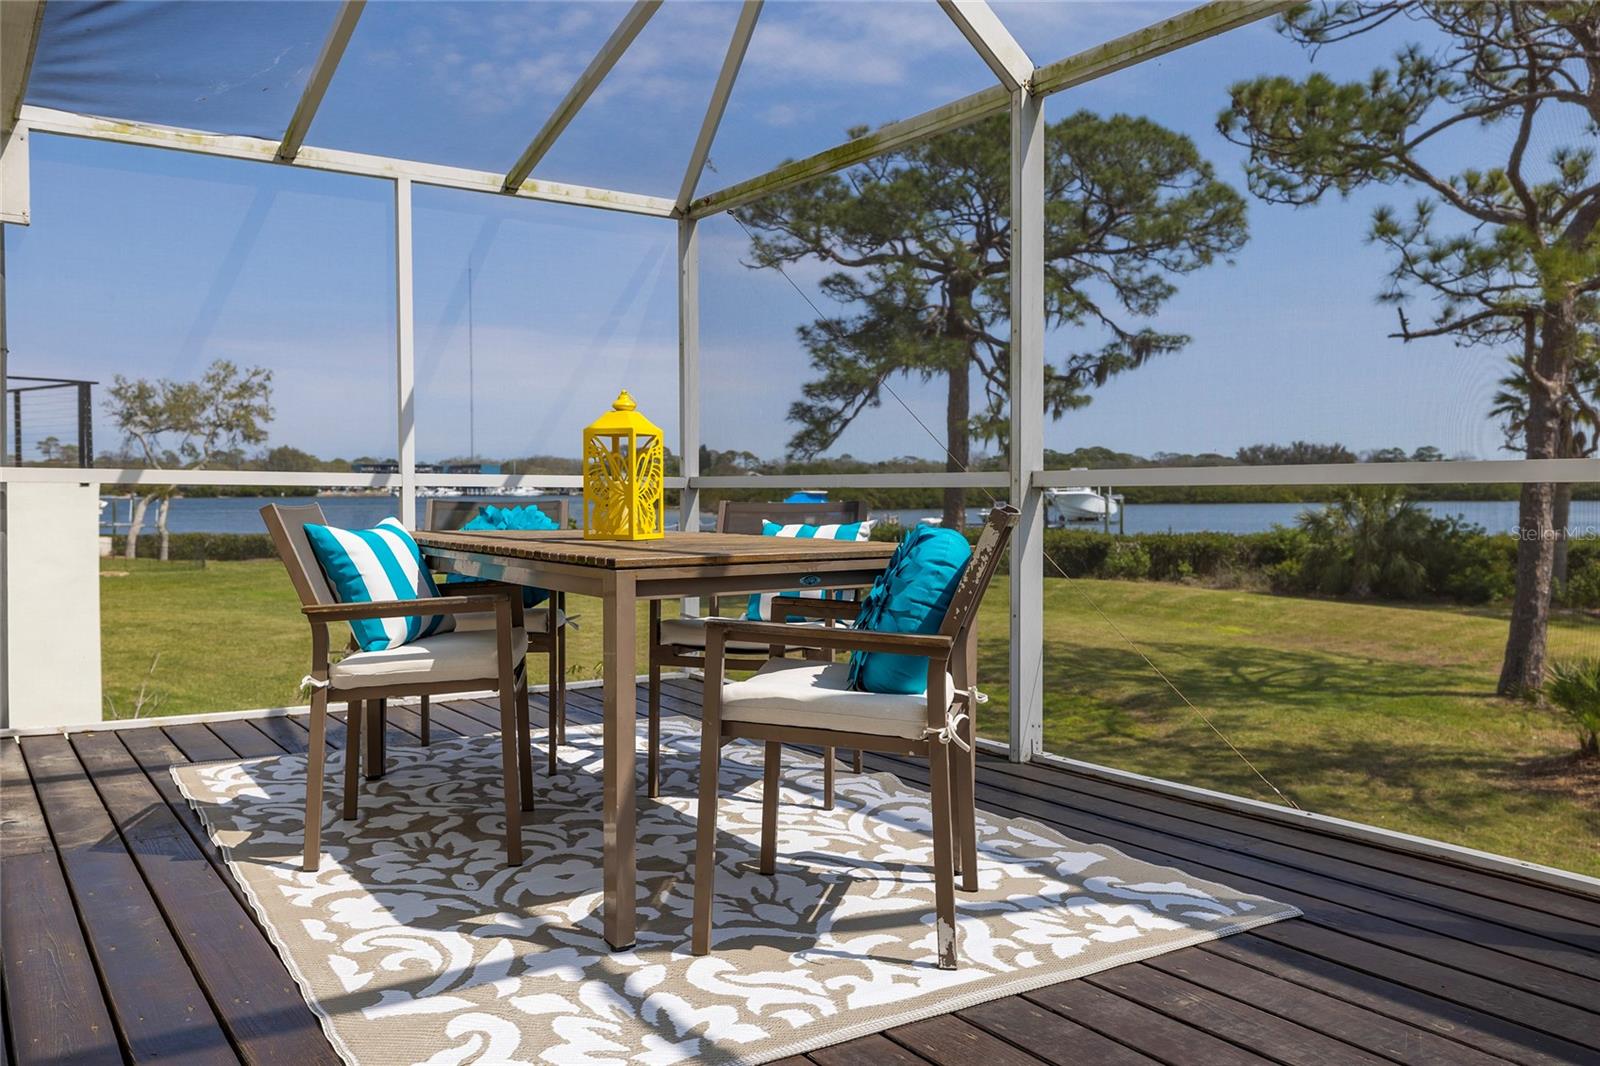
[582,390,665,541]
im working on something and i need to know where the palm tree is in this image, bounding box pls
[1297,487,1433,599]
[1491,348,1600,583]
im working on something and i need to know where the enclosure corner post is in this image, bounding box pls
[678,216,702,540]
[1008,86,1045,763]
[394,176,417,528]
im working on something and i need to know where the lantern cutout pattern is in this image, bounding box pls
[582,390,665,541]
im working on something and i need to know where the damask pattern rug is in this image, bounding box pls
[173,716,1299,1065]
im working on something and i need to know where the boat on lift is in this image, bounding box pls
[1045,487,1118,525]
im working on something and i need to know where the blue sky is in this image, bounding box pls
[7,1,1558,466]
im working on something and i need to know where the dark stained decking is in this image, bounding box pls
[3,680,1598,1066]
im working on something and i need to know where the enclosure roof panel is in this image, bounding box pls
[23,0,339,140]
[531,0,741,198]
[704,0,1002,194]
[304,0,634,176]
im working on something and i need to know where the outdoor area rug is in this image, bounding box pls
[172,714,1300,1065]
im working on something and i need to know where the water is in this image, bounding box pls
[101,494,1598,538]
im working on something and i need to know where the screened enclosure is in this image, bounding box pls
[3,0,1599,879]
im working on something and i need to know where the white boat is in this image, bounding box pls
[1045,487,1118,524]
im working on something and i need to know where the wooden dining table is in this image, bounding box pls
[412,528,897,950]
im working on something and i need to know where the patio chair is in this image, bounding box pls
[692,504,1018,970]
[647,499,870,803]
[261,503,536,871]
[422,498,570,775]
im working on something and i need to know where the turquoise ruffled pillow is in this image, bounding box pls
[460,504,561,531]
[847,525,971,694]
[449,504,560,607]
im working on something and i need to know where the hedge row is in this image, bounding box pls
[871,522,1600,607]
[870,524,1306,580]
[110,532,278,561]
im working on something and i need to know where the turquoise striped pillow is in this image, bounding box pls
[304,517,454,651]
[745,519,871,622]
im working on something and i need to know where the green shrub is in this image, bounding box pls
[1558,564,1600,609]
[1541,659,1600,756]
[867,507,1524,606]
[1103,541,1151,579]
[110,532,277,561]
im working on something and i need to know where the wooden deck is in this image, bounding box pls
[3,679,1598,1066]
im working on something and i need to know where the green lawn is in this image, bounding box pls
[98,558,683,716]
[100,559,1598,875]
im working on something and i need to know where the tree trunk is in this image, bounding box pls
[942,357,971,530]
[124,493,152,559]
[157,496,172,562]
[1499,307,1574,698]
[1552,483,1572,586]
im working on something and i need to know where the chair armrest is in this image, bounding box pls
[303,594,513,623]
[769,596,861,622]
[704,618,952,658]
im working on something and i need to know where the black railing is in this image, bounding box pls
[4,374,95,467]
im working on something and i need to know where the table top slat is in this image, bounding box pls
[414,530,899,570]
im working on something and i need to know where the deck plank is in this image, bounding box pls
[1148,945,1510,1066]
[1026,978,1275,1065]
[426,701,497,737]
[118,726,238,893]
[885,1013,1053,1066]
[206,719,288,759]
[1200,932,1589,1066]
[0,739,122,1066]
[249,715,309,755]
[1084,963,1393,1066]
[19,733,238,1064]
[809,1033,935,1065]
[956,996,1159,1065]
[70,730,340,1066]
[164,722,243,764]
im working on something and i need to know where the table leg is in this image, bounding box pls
[602,571,638,950]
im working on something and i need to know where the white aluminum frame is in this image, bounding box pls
[276,0,365,164]
[501,0,662,193]
[677,0,763,213]
[938,0,1032,93]
[1009,86,1046,762]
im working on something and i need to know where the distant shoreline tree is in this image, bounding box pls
[106,360,273,559]
[1236,440,1357,465]
[737,110,1249,527]
[1219,1,1600,696]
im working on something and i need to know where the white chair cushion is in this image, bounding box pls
[719,659,952,740]
[453,607,563,635]
[660,616,824,653]
[330,627,526,690]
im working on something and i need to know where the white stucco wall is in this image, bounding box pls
[3,481,102,728]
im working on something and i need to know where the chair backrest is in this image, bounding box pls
[422,496,570,532]
[260,501,336,608]
[938,505,1020,641]
[715,498,867,535]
